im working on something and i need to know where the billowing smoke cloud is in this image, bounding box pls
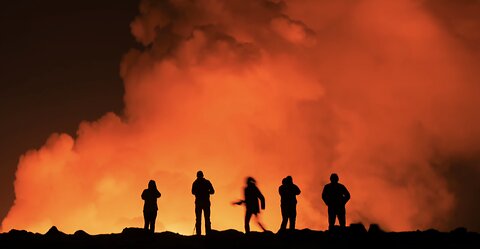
[2,0,480,234]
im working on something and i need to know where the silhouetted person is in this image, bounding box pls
[322,173,350,231]
[279,176,301,231]
[234,177,266,233]
[141,180,161,233]
[192,170,215,235]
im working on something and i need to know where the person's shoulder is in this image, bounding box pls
[335,183,347,189]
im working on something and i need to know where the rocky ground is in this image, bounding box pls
[1,224,478,249]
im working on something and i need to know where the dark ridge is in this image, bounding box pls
[349,222,367,234]
[45,226,66,237]
[368,223,384,234]
[0,224,479,249]
[73,230,90,238]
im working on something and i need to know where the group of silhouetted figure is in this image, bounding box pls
[141,171,350,235]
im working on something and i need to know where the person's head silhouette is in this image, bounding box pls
[197,170,204,178]
[247,177,256,186]
[148,180,157,189]
[285,176,293,185]
[330,173,339,183]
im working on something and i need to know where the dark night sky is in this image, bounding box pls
[0,0,139,223]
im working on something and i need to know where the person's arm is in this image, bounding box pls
[209,181,215,195]
[156,189,161,198]
[343,185,351,204]
[191,182,196,195]
[258,188,266,210]
[322,185,328,205]
[141,190,146,200]
[294,185,301,195]
[233,199,245,205]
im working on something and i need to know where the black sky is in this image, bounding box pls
[0,0,139,224]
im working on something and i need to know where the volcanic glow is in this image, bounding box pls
[2,0,480,234]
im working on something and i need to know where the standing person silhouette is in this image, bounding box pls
[141,180,161,233]
[191,170,215,236]
[234,177,266,233]
[279,176,301,231]
[322,173,350,231]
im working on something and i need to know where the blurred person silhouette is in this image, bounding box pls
[141,180,161,233]
[278,176,301,231]
[322,173,350,231]
[233,177,266,233]
[192,170,215,235]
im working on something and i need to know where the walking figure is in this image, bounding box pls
[141,180,161,233]
[192,170,215,235]
[279,176,301,231]
[234,177,266,233]
[322,173,350,230]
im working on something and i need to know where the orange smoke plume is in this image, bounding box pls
[2,0,480,234]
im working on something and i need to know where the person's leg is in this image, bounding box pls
[338,206,346,228]
[290,206,297,230]
[147,220,152,233]
[150,212,157,233]
[204,204,211,235]
[143,211,149,231]
[328,206,336,230]
[245,210,252,233]
[280,205,288,231]
[255,214,266,232]
[195,204,202,235]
